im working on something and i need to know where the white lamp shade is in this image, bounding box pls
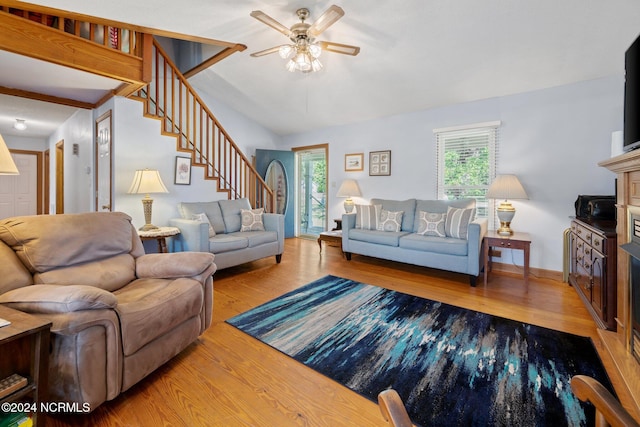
[486,174,528,200]
[336,179,362,198]
[0,134,19,175]
[127,169,169,194]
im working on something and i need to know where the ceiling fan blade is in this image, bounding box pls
[250,45,285,57]
[250,10,293,38]
[307,5,344,37]
[318,41,360,56]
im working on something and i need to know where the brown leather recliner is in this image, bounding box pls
[0,212,216,411]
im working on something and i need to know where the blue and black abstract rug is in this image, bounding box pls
[227,275,613,426]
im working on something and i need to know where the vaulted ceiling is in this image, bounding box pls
[2,0,640,139]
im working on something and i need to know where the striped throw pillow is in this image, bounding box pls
[445,207,475,239]
[355,204,381,230]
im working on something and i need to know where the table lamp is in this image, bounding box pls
[0,134,19,175]
[336,179,362,213]
[127,169,168,230]
[486,174,528,235]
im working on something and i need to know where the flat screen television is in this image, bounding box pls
[624,33,640,152]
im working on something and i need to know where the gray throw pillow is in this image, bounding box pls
[355,204,381,230]
[445,207,475,239]
[417,211,446,237]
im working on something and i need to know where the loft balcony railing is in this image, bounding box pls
[131,39,274,211]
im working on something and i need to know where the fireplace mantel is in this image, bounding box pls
[599,150,640,410]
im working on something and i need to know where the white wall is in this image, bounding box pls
[48,109,93,214]
[110,96,280,229]
[279,76,623,272]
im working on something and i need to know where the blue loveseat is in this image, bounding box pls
[169,198,284,270]
[342,198,487,286]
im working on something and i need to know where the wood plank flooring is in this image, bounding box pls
[45,238,640,426]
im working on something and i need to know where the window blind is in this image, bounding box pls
[435,122,499,223]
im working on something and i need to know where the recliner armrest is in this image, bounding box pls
[0,284,117,314]
[136,252,216,281]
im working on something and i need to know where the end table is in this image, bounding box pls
[483,230,531,288]
[138,226,180,253]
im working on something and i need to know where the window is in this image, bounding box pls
[435,121,499,220]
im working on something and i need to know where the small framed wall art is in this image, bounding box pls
[174,156,192,185]
[344,153,364,172]
[369,150,391,176]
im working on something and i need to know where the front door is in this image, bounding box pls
[95,110,113,211]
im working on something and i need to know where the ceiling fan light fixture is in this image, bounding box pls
[279,45,294,59]
[309,43,322,58]
[311,58,323,72]
[285,59,297,72]
[294,51,312,71]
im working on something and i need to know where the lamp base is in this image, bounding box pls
[344,198,355,214]
[139,223,159,231]
[140,197,158,231]
[496,201,516,235]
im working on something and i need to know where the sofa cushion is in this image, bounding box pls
[191,213,215,237]
[114,277,203,356]
[347,229,409,247]
[377,210,404,232]
[413,199,475,232]
[355,204,381,230]
[34,253,137,292]
[241,208,265,231]
[445,207,476,239]
[178,202,225,234]
[209,234,249,254]
[0,284,117,314]
[219,198,252,233]
[228,231,277,248]
[0,212,134,274]
[416,211,446,237]
[399,234,469,256]
[370,199,416,232]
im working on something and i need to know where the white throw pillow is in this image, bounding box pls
[377,209,404,232]
[355,204,381,230]
[417,211,446,237]
[444,207,475,239]
[192,213,215,237]
[241,208,265,231]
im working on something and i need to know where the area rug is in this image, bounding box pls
[226,275,614,427]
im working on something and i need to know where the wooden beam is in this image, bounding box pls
[0,85,94,109]
[183,44,247,79]
[0,12,147,84]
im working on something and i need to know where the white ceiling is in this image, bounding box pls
[2,0,640,139]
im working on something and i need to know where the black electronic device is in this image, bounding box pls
[624,33,640,152]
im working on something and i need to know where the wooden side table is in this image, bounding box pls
[0,306,51,427]
[318,230,342,253]
[483,230,531,288]
[138,226,181,253]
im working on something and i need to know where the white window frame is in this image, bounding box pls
[434,121,500,227]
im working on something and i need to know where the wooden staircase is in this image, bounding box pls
[0,4,273,211]
[129,39,274,211]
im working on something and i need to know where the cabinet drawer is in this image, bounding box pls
[591,234,605,252]
[573,223,592,244]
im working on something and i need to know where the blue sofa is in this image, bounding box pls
[342,198,487,286]
[169,198,284,270]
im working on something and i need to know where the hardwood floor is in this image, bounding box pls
[45,238,639,426]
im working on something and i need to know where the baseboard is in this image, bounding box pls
[490,261,563,282]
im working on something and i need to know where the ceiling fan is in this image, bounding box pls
[250,5,360,73]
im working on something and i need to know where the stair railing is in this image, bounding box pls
[131,39,274,211]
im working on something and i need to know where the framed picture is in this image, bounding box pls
[95,110,113,212]
[174,156,192,185]
[344,153,364,171]
[369,150,391,176]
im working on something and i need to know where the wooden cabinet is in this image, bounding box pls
[0,306,51,427]
[569,218,617,330]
